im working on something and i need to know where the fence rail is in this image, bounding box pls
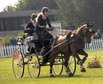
[85,39,103,50]
[0,39,103,58]
[0,45,27,58]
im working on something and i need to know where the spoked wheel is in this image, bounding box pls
[53,54,63,76]
[12,50,24,78]
[68,56,76,76]
[28,54,40,78]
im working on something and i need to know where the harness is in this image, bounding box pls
[66,31,85,50]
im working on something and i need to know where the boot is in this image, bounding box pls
[40,46,51,64]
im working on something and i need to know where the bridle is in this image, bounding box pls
[75,26,89,43]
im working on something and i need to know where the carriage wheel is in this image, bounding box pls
[28,54,40,78]
[68,56,76,76]
[12,50,24,78]
[53,54,63,75]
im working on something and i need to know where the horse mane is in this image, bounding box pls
[75,25,86,34]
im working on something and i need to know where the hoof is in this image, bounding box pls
[77,60,83,65]
[67,71,73,77]
[81,68,86,72]
[50,74,55,77]
[68,72,73,77]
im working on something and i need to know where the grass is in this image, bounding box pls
[0,50,103,84]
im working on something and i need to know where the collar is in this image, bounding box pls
[31,21,37,27]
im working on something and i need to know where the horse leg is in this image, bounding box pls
[78,60,86,72]
[72,51,86,72]
[49,55,55,77]
[78,49,88,64]
[77,49,88,72]
[63,53,73,77]
[72,51,81,64]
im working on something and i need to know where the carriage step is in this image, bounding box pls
[55,56,64,59]
[40,63,63,66]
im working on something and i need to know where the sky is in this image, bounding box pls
[0,0,18,12]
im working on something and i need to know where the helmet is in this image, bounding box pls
[31,13,37,20]
[41,7,50,12]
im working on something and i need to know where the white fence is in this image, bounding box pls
[0,45,27,58]
[85,39,103,50]
[0,39,103,58]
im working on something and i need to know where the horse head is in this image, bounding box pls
[75,23,95,43]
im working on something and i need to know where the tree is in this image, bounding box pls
[3,5,16,12]
[15,0,27,11]
[3,0,58,12]
[55,0,103,30]
[55,0,88,26]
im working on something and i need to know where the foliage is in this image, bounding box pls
[3,5,16,12]
[16,31,25,39]
[55,0,103,29]
[2,31,24,45]
[2,35,12,45]
[3,0,58,12]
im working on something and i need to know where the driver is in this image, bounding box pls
[24,13,43,55]
[36,7,52,28]
[36,7,54,64]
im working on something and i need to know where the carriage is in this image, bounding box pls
[12,28,77,78]
[12,23,95,78]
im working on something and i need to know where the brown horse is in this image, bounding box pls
[49,23,95,77]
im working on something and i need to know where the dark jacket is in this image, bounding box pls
[25,22,36,30]
[36,14,52,28]
[25,22,35,35]
[25,22,52,41]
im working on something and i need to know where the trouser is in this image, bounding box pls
[43,45,51,57]
[42,45,51,63]
[27,40,42,54]
[40,39,52,63]
[35,41,42,53]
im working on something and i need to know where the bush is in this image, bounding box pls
[2,31,24,45]
[16,31,25,39]
[87,56,102,68]
[2,35,11,45]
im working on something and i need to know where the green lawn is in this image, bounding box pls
[0,50,103,84]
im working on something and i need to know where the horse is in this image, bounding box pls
[49,23,95,77]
